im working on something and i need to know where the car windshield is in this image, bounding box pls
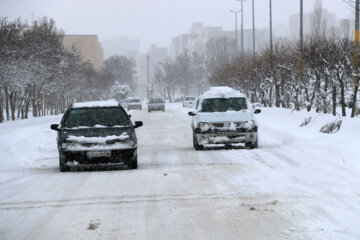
[149,99,163,103]
[128,99,140,103]
[201,98,248,112]
[63,107,131,128]
[185,97,195,101]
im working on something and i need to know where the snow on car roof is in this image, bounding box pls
[72,100,119,108]
[200,86,246,99]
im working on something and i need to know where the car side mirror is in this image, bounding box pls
[134,121,143,128]
[51,124,59,131]
[254,109,261,114]
[188,111,196,116]
[128,114,131,118]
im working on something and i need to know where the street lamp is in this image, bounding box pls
[269,0,273,53]
[236,0,247,58]
[230,10,241,54]
[252,0,255,61]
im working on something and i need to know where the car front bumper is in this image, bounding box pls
[148,106,164,111]
[60,147,137,170]
[128,105,142,110]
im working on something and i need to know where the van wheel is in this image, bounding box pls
[246,139,258,149]
[193,132,203,150]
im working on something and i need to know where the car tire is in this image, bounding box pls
[128,152,138,169]
[193,132,203,150]
[59,152,67,172]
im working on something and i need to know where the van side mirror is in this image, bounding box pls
[134,121,143,128]
[188,111,196,116]
[254,109,261,114]
[51,124,59,131]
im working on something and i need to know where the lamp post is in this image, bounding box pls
[252,0,255,61]
[352,0,360,117]
[230,10,241,54]
[236,0,247,58]
[300,0,304,86]
[269,0,273,53]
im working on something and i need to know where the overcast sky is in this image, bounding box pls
[0,0,352,52]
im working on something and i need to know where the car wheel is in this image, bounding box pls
[128,152,138,169]
[59,152,67,172]
[193,132,203,150]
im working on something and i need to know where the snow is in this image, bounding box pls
[71,99,119,108]
[200,86,247,99]
[0,103,359,239]
[67,133,130,144]
[65,142,134,151]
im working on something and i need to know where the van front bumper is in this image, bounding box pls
[195,129,257,145]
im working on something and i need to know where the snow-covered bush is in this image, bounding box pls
[319,119,342,134]
[108,81,132,101]
[299,116,312,127]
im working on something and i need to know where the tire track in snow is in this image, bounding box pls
[21,173,89,240]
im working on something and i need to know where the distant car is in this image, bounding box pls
[183,96,196,107]
[124,98,142,110]
[147,98,165,112]
[188,87,260,150]
[50,100,143,171]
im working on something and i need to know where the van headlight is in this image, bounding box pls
[199,122,211,132]
[244,120,256,130]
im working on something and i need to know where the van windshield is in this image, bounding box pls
[63,107,131,128]
[201,98,248,112]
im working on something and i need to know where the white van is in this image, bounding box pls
[188,87,260,150]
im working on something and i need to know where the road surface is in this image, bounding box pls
[0,103,359,240]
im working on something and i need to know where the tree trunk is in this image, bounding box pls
[275,78,280,107]
[5,86,10,121]
[0,87,3,123]
[332,85,337,116]
[323,76,328,114]
[9,91,17,121]
[32,86,37,117]
[340,80,346,117]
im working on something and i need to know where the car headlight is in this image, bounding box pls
[61,143,67,149]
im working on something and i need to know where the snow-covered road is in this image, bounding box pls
[0,103,359,240]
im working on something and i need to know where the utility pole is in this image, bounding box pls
[252,0,255,61]
[300,0,304,84]
[146,54,151,100]
[236,0,247,58]
[352,0,360,117]
[230,10,241,54]
[269,0,273,53]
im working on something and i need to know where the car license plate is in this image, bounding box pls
[87,151,111,158]
[217,132,237,136]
